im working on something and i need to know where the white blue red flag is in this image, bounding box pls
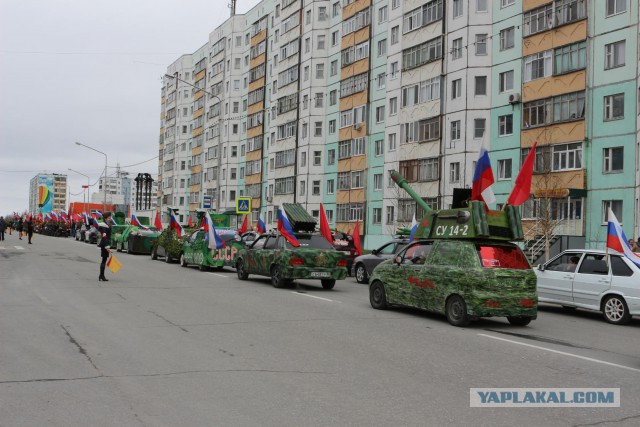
[409,214,418,242]
[606,209,640,268]
[59,210,69,219]
[277,207,299,247]
[471,142,496,208]
[169,211,184,238]
[94,211,103,219]
[204,211,224,249]
[131,214,148,230]
[50,212,59,221]
[257,217,266,233]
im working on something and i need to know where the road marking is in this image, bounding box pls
[478,333,640,374]
[210,273,228,278]
[15,246,25,250]
[291,292,334,302]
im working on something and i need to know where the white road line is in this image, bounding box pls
[0,247,5,250]
[15,246,25,250]
[210,273,228,278]
[478,333,640,374]
[291,292,334,302]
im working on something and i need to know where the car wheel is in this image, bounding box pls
[446,295,470,327]
[507,316,532,326]
[180,253,188,268]
[151,247,158,260]
[369,281,388,309]
[126,242,132,254]
[164,252,172,263]
[321,279,335,290]
[355,264,368,284]
[602,295,631,325]
[236,260,249,280]
[271,265,286,288]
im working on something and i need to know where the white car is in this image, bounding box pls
[536,249,640,324]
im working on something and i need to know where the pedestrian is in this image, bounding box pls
[0,216,6,241]
[17,217,23,240]
[26,216,34,244]
[98,212,113,282]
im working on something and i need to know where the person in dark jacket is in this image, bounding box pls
[0,217,6,241]
[17,217,24,240]
[26,216,34,244]
[98,212,113,281]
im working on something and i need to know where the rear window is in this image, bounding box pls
[287,234,334,250]
[477,245,530,269]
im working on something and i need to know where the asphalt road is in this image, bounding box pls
[1,233,640,427]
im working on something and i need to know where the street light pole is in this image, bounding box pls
[68,168,90,217]
[75,142,108,213]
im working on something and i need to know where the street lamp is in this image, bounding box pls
[68,168,90,217]
[75,141,108,213]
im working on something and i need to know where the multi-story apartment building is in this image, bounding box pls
[29,173,67,214]
[158,0,639,252]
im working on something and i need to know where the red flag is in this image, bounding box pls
[239,215,248,233]
[319,203,333,244]
[187,216,192,226]
[154,211,163,230]
[507,142,537,206]
[352,220,362,256]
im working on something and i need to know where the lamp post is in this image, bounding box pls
[68,168,90,217]
[164,74,223,212]
[75,142,108,213]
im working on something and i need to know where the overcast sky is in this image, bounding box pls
[0,0,261,216]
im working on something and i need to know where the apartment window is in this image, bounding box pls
[450,162,460,182]
[329,119,336,134]
[606,0,626,16]
[603,200,623,224]
[333,2,340,17]
[500,27,515,51]
[330,60,338,76]
[376,106,385,123]
[389,97,398,115]
[524,50,552,82]
[477,0,487,12]
[330,90,337,106]
[313,151,322,166]
[377,72,386,89]
[378,39,387,56]
[375,139,384,156]
[474,118,486,138]
[497,159,512,180]
[312,181,321,196]
[390,62,399,79]
[475,34,487,55]
[402,37,443,70]
[499,70,514,93]
[555,0,586,26]
[386,206,395,224]
[499,114,513,136]
[299,180,306,196]
[554,41,586,75]
[304,66,309,81]
[328,149,336,165]
[604,93,624,121]
[401,77,440,107]
[453,0,463,17]
[327,179,335,195]
[317,35,326,50]
[331,31,339,47]
[373,173,383,191]
[452,38,462,59]
[452,79,462,99]
[379,5,388,23]
[314,122,323,137]
[502,0,515,6]
[475,76,487,95]
[603,147,624,173]
[552,91,585,121]
[371,207,382,224]
[392,0,401,9]
[401,117,440,143]
[523,98,552,127]
[524,4,553,36]
[553,142,582,171]
[302,123,308,138]
[450,120,461,141]
[316,63,324,79]
[388,133,397,151]
[391,26,399,44]
[230,168,237,180]
[605,41,626,69]
[301,152,307,167]
[315,93,324,108]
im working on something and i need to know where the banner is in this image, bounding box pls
[37,176,54,213]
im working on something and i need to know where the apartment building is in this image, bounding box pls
[158,0,640,250]
[29,173,67,214]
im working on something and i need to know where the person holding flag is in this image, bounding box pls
[98,212,114,281]
[277,207,299,247]
[471,141,496,209]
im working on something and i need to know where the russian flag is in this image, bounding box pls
[277,207,299,247]
[169,211,184,238]
[606,209,640,268]
[94,211,103,219]
[50,212,59,221]
[131,214,148,230]
[257,217,266,233]
[409,214,418,242]
[60,210,69,219]
[204,211,225,249]
[471,143,496,208]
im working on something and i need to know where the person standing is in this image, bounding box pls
[26,216,34,244]
[17,217,23,240]
[0,217,6,241]
[98,212,113,281]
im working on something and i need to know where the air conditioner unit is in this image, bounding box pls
[353,123,361,130]
[508,93,521,104]
[266,196,273,203]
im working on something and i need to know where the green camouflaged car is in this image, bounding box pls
[369,239,537,327]
[113,225,160,254]
[235,233,348,289]
[179,228,246,271]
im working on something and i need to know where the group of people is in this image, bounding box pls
[0,215,34,243]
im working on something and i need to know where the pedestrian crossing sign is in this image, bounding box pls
[236,197,251,214]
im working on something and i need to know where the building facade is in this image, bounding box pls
[158,0,640,251]
[29,173,67,214]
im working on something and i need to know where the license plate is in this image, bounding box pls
[310,272,331,278]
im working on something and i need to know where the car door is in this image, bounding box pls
[185,231,200,263]
[610,255,640,302]
[245,235,269,274]
[537,252,583,303]
[382,243,421,305]
[365,242,397,274]
[571,254,611,307]
[256,235,277,276]
[419,240,464,310]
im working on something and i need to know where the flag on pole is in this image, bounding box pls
[204,211,224,249]
[352,220,363,256]
[50,212,59,221]
[256,217,266,233]
[507,142,537,206]
[319,203,333,244]
[606,209,640,268]
[409,214,418,242]
[131,214,149,230]
[106,255,122,274]
[169,211,184,238]
[187,216,193,227]
[471,142,496,208]
[277,207,300,247]
[239,215,248,233]
[154,211,163,230]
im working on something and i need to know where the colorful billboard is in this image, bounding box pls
[38,176,53,213]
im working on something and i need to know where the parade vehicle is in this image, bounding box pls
[536,249,640,325]
[369,171,537,327]
[84,225,99,244]
[352,237,410,284]
[114,225,160,254]
[151,228,184,263]
[332,231,358,275]
[235,204,348,289]
[179,227,245,271]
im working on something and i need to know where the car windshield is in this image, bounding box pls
[477,245,530,269]
[287,234,334,250]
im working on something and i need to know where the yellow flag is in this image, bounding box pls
[106,254,122,274]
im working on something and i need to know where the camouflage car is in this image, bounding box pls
[179,228,246,271]
[113,225,160,254]
[235,233,348,289]
[151,228,185,263]
[352,238,409,284]
[369,239,537,327]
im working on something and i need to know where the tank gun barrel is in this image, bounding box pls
[390,170,433,213]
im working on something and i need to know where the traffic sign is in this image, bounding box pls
[236,197,251,214]
[203,196,212,209]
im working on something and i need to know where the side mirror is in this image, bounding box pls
[371,249,378,255]
[538,264,545,272]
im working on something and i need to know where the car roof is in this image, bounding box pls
[560,249,607,255]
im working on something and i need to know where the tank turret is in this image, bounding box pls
[389,170,523,241]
